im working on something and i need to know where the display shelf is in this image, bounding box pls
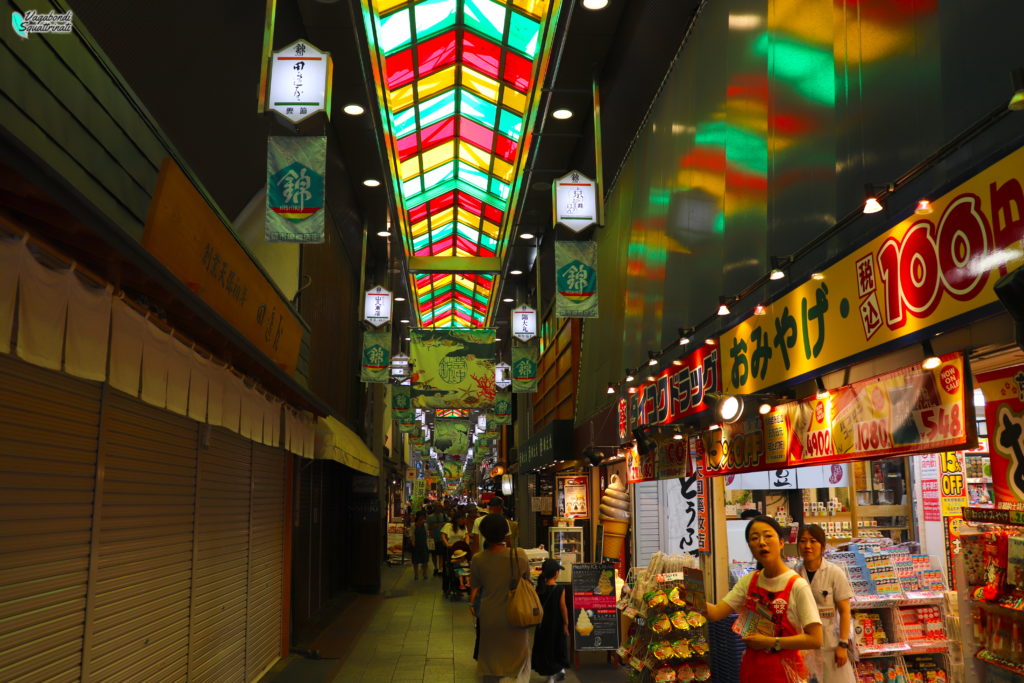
[976,648,1024,676]
[904,641,951,655]
[967,477,993,484]
[858,643,911,657]
[857,504,911,517]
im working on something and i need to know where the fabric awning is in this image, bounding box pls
[316,416,379,476]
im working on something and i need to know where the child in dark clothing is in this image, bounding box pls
[532,558,569,682]
[411,511,429,580]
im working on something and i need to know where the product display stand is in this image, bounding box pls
[615,553,710,682]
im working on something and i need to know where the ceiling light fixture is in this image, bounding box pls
[376,230,391,237]
[758,401,772,415]
[1010,67,1024,111]
[624,369,635,382]
[646,373,657,382]
[863,183,885,214]
[769,255,789,280]
[811,272,825,281]
[520,232,535,240]
[915,199,933,215]
[705,338,716,346]
[648,351,659,366]
[363,178,381,187]
[717,395,744,423]
[552,108,573,120]
[607,383,616,395]
[678,327,693,346]
[754,304,768,316]
[510,269,523,275]
[343,104,365,115]
[400,319,410,324]
[673,433,684,440]
[717,297,731,316]
[502,297,514,303]
[395,297,406,302]
[672,359,684,366]
[922,340,941,370]
[815,377,830,400]
[582,0,609,9]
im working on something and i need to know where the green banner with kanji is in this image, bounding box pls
[266,136,326,243]
[411,328,497,408]
[442,459,463,481]
[511,343,538,393]
[360,330,391,383]
[491,391,512,424]
[554,240,598,318]
[392,384,414,421]
[434,418,470,456]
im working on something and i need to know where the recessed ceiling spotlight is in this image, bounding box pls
[582,0,609,8]
[395,297,406,302]
[495,337,502,342]
[400,319,410,324]
[520,232,535,240]
[363,179,381,187]
[343,104,365,115]
[405,337,411,341]
[510,269,523,275]
[502,297,514,303]
[552,109,573,120]
[376,230,391,237]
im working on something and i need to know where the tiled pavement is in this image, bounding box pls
[265,563,626,682]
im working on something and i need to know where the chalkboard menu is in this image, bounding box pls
[570,562,619,650]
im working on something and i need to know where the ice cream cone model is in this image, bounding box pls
[576,609,594,636]
[600,474,630,560]
[595,569,614,595]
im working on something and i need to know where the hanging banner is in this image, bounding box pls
[360,330,391,383]
[701,416,775,476]
[662,436,710,554]
[491,391,512,424]
[626,444,656,484]
[976,364,1024,503]
[721,144,1024,394]
[621,345,719,434]
[392,384,414,421]
[938,450,968,517]
[776,352,972,467]
[266,136,326,243]
[554,241,598,318]
[434,418,470,456]
[398,419,419,434]
[920,453,942,522]
[411,328,496,408]
[511,343,538,393]
[442,459,462,481]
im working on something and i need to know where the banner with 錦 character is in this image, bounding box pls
[511,343,538,393]
[491,391,512,424]
[266,136,326,243]
[434,418,470,456]
[411,328,496,408]
[976,364,1024,503]
[554,241,598,318]
[360,330,391,383]
[392,383,414,421]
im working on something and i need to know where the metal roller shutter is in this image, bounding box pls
[86,391,198,682]
[188,428,251,682]
[245,443,285,680]
[633,480,664,568]
[0,354,101,682]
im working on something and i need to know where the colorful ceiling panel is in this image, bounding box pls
[364,0,560,327]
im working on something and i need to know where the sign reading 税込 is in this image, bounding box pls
[722,144,1024,394]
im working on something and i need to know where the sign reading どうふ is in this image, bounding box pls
[721,144,1024,394]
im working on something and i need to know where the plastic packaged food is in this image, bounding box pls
[692,662,711,681]
[653,665,677,682]
[671,639,692,659]
[650,613,673,635]
[675,664,695,682]
[650,641,675,660]
[669,611,690,631]
[686,611,707,628]
[645,589,669,609]
[669,585,687,607]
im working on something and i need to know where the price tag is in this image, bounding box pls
[630,656,645,671]
[616,646,629,659]
[623,605,638,618]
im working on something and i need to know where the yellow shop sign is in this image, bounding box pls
[722,144,1024,393]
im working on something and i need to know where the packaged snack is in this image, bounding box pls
[645,590,669,609]
[961,533,986,586]
[669,585,687,607]
[982,531,1009,601]
[692,662,711,681]
[669,611,690,631]
[654,666,677,682]
[691,638,709,656]
[650,641,675,660]
[675,664,695,682]
[650,613,673,635]
[687,611,707,628]
[671,639,691,659]
[1007,534,1024,593]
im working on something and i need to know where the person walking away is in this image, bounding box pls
[470,514,531,682]
[532,558,569,682]
[466,506,481,556]
[705,515,823,682]
[410,511,430,580]
[426,503,446,576]
[795,524,855,683]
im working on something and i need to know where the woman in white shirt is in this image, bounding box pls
[706,515,822,683]
[441,509,470,548]
[795,524,856,683]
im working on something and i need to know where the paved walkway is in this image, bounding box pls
[264,564,625,682]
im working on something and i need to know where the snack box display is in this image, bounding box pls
[855,657,906,683]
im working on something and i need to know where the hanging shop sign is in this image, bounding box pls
[433,418,470,456]
[519,419,573,471]
[773,351,972,467]
[511,305,537,342]
[495,361,512,389]
[976,364,1024,503]
[363,286,393,327]
[920,453,943,522]
[660,436,710,553]
[557,475,590,518]
[410,328,496,408]
[266,136,327,243]
[511,342,539,393]
[491,391,512,425]
[392,383,414,421]
[360,330,391,383]
[142,159,303,375]
[619,345,719,435]
[267,39,332,124]
[571,563,618,651]
[553,171,598,233]
[554,241,598,318]
[626,443,656,484]
[722,144,1024,394]
[701,416,775,476]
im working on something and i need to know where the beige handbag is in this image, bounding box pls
[505,548,543,628]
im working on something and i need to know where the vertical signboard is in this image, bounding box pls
[571,563,618,650]
[976,364,1024,503]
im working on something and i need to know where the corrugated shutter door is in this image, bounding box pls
[0,354,101,682]
[633,480,662,568]
[88,391,198,681]
[245,444,285,679]
[189,428,251,682]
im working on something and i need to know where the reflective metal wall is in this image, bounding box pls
[579,0,1024,421]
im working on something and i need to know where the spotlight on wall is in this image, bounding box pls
[915,199,933,215]
[754,304,768,316]
[648,351,659,366]
[625,368,635,382]
[922,340,941,370]
[815,377,830,400]
[758,401,773,415]
[716,394,744,423]
[1009,67,1024,111]
[607,383,616,394]
[678,328,693,346]
[769,256,789,281]
[863,183,883,214]
[673,433,684,440]
[717,297,731,316]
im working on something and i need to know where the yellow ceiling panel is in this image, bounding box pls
[388,83,415,112]
[416,66,457,101]
[420,141,456,173]
[491,156,514,183]
[462,68,500,104]
[501,87,527,113]
[457,140,493,172]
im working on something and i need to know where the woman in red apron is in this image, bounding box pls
[706,516,823,683]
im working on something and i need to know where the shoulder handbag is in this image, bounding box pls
[506,548,544,628]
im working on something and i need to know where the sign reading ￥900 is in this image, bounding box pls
[267,39,332,124]
[721,143,1024,395]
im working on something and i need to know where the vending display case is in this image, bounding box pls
[549,526,584,583]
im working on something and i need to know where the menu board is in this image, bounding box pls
[571,562,619,650]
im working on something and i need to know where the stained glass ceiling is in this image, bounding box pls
[363,0,560,327]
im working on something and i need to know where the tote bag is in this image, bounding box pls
[506,548,543,628]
